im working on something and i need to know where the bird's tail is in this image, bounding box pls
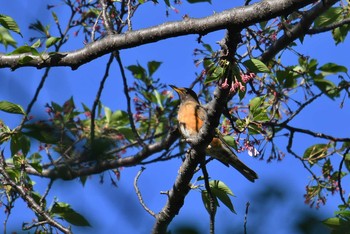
[207,131,258,182]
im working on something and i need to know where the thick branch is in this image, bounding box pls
[0,0,315,70]
[152,27,237,233]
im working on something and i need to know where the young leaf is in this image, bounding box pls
[51,202,91,227]
[0,27,17,49]
[0,14,21,35]
[46,36,61,48]
[209,180,236,213]
[319,62,348,75]
[201,190,218,215]
[243,59,270,73]
[147,60,162,76]
[0,101,25,115]
[314,7,342,27]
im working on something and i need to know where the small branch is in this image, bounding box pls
[338,147,350,208]
[100,0,115,34]
[115,51,145,147]
[0,153,71,234]
[19,67,51,127]
[134,167,156,217]
[308,18,350,35]
[201,162,216,234]
[90,53,114,142]
[244,202,250,234]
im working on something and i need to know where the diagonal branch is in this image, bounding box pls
[152,28,240,234]
[260,0,339,63]
[0,0,316,70]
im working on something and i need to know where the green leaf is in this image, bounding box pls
[23,123,61,144]
[51,202,91,227]
[10,133,30,156]
[303,144,330,164]
[52,11,59,22]
[116,127,135,142]
[249,96,265,112]
[319,62,348,75]
[314,78,339,99]
[0,14,21,35]
[201,190,218,215]
[222,135,237,150]
[31,39,41,48]
[0,27,17,49]
[46,36,61,48]
[332,24,350,44]
[187,0,211,3]
[153,90,164,110]
[126,64,147,81]
[0,101,25,115]
[147,61,162,76]
[209,180,235,213]
[243,59,270,73]
[322,217,342,228]
[110,110,129,127]
[8,45,39,56]
[314,7,342,27]
[104,107,112,124]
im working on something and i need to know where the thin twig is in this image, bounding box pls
[114,51,145,147]
[201,161,215,234]
[244,202,250,234]
[90,53,114,142]
[134,167,156,217]
[0,153,71,234]
[338,147,350,207]
[308,18,350,35]
[19,67,51,128]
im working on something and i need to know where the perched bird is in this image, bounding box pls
[170,85,258,182]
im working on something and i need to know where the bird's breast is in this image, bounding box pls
[177,102,204,138]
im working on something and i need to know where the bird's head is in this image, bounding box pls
[169,85,199,103]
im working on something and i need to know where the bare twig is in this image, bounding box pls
[244,202,250,234]
[338,147,350,207]
[90,53,114,142]
[134,167,156,217]
[114,51,146,147]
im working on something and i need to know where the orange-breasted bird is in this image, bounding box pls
[170,85,258,182]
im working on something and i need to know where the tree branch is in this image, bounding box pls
[0,0,316,70]
[308,18,350,35]
[152,27,240,234]
[24,128,180,180]
[260,0,339,63]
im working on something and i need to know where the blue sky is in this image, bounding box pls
[1,1,350,233]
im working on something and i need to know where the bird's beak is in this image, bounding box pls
[169,85,184,95]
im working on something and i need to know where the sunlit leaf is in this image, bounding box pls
[0,27,17,49]
[319,62,348,75]
[314,7,342,27]
[243,59,270,73]
[209,180,236,213]
[147,61,162,76]
[0,101,25,115]
[0,14,21,35]
[46,36,61,48]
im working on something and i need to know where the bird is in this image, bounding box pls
[170,85,258,182]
